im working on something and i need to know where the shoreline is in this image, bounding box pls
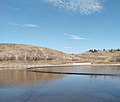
[0,63,120,70]
[0,63,91,69]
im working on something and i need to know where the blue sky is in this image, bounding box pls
[0,0,120,53]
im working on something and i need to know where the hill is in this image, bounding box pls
[75,50,120,63]
[0,44,119,66]
[0,44,80,66]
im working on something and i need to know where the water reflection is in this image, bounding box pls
[31,65,120,75]
[0,70,64,87]
[0,66,120,102]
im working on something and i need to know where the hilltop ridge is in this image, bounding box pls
[0,44,120,66]
[0,44,80,66]
[75,49,120,63]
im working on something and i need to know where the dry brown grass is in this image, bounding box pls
[0,44,119,65]
[0,44,80,65]
[76,51,120,63]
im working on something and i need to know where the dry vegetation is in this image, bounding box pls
[75,50,120,63]
[0,44,80,65]
[0,44,119,66]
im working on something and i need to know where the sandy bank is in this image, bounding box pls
[0,63,91,69]
[0,63,120,70]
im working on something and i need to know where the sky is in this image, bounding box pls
[0,0,120,53]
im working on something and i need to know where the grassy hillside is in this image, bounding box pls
[0,44,80,65]
[76,50,120,63]
[108,52,120,62]
[0,44,119,65]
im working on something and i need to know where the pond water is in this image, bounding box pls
[0,66,120,102]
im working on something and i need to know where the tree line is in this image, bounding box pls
[88,48,120,53]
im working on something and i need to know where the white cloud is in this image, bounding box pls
[3,5,21,11]
[10,23,40,28]
[45,0,103,14]
[69,35,85,40]
[64,34,88,40]
[10,23,19,26]
[22,24,40,28]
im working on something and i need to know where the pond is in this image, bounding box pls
[0,65,120,102]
